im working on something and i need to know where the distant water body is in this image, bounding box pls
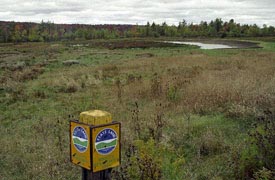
[163,41,236,49]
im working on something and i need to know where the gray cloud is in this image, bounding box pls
[0,0,274,26]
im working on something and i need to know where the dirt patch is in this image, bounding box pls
[68,40,189,49]
[62,60,80,66]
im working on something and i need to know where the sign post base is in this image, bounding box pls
[82,168,111,180]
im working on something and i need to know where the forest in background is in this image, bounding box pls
[1,18,275,43]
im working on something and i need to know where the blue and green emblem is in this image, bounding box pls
[95,128,118,155]
[72,126,88,153]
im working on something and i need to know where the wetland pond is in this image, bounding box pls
[163,40,260,49]
[164,41,235,49]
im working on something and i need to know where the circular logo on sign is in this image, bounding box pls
[95,128,118,155]
[72,126,88,153]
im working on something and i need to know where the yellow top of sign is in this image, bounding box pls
[80,110,112,125]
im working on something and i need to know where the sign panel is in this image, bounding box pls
[92,123,120,172]
[70,121,91,170]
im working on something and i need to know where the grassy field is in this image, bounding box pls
[0,38,275,179]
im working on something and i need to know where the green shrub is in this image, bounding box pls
[113,139,162,180]
[238,110,275,179]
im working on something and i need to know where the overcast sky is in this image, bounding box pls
[0,0,274,26]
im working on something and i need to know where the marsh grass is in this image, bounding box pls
[1,39,275,179]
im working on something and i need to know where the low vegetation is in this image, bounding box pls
[0,38,275,179]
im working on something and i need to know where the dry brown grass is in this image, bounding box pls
[20,48,274,121]
[96,50,275,119]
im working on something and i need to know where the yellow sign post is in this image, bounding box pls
[70,110,121,179]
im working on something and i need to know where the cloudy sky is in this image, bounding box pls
[0,0,274,26]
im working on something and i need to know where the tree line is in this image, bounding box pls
[0,18,274,43]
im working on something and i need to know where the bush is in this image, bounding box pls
[112,139,162,180]
[238,110,275,179]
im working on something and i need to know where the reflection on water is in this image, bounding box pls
[164,41,236,49]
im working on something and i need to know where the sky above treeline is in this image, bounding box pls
[1,0,275,26]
